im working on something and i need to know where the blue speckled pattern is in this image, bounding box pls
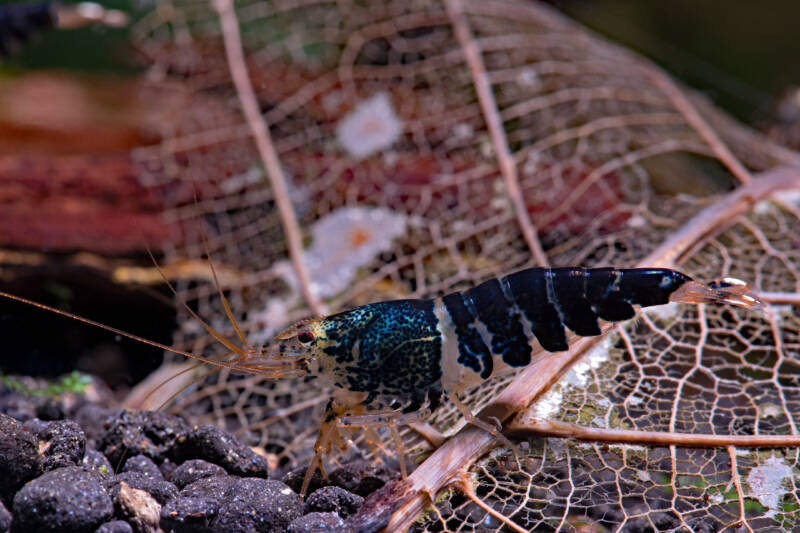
[316,299,443,407]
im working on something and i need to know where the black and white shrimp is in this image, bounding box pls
[270,267,763,492]
[1,266,764,495]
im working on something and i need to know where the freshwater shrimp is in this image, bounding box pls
[0,266,764,496]
[269,267,764,494]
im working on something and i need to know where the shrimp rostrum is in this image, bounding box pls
[268,267,764,493]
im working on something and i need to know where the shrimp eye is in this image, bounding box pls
[297,330,314,344]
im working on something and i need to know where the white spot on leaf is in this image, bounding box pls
[272,207,407,301]
[336,92,402,159]
[745,456,793,517]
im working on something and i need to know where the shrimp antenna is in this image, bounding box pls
[144,247,246,358]
[198,215,251,352]
[0,290,278,375]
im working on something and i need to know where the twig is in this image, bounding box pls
[504,417,800,447]
[758,291,800,305]
[444,0,549,268]
[214,0,324,316]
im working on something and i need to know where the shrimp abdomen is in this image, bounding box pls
[442,267,694,377]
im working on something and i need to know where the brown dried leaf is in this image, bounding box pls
[119,1,800,531]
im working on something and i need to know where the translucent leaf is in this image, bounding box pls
[120,0,800,530]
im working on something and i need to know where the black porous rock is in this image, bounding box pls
[95,520,133,533]
[82,448,113,477]
[328,461,397,497]
[11,466,112,533]
[34,420,87,471]
[110,482,160,533]
[171,459,226,490]
[179,474,236,501]
[0,500,10,533]
[160,496,218,533]
[282,465,328,496]
[0,413,42,506]
[288,512,348,533]
[110,472,178,506]
[172,424,270,478]
[304,486,364,519]
[211,478,302,533]
[121,455,163,481]
[97,410,189,468]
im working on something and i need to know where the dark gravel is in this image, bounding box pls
[28,419,87,471]
[288,512,348,533]
[97,410,190,468]
[11,466,113,533]
[110,471,179,506]
[304,486,363,518]
[212,478,303,532]
[160,496,218,533]
[171,459,227,489]
[172,424,271,478]
[328,461,397,497]
[0,376,389,533]
[179,474,237,501]
[121,454,164,480]
[0,413,42,506]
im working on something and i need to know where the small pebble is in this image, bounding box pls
[121,455,163,481]
[171,459,226,489]
[0,413,42,506]
[95,520,134,533]
[180,474,236,501]
[159,496,218,533]
[172,424,270,478]
[34,420,87,471]
[212,478,302,532]
[11,466,112,533]
[112,482,160,533]
[288,512,348,533]
[110,472,178,506]
[98,410,189,468]
[304,486,363,518]
[329,461,396,497]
